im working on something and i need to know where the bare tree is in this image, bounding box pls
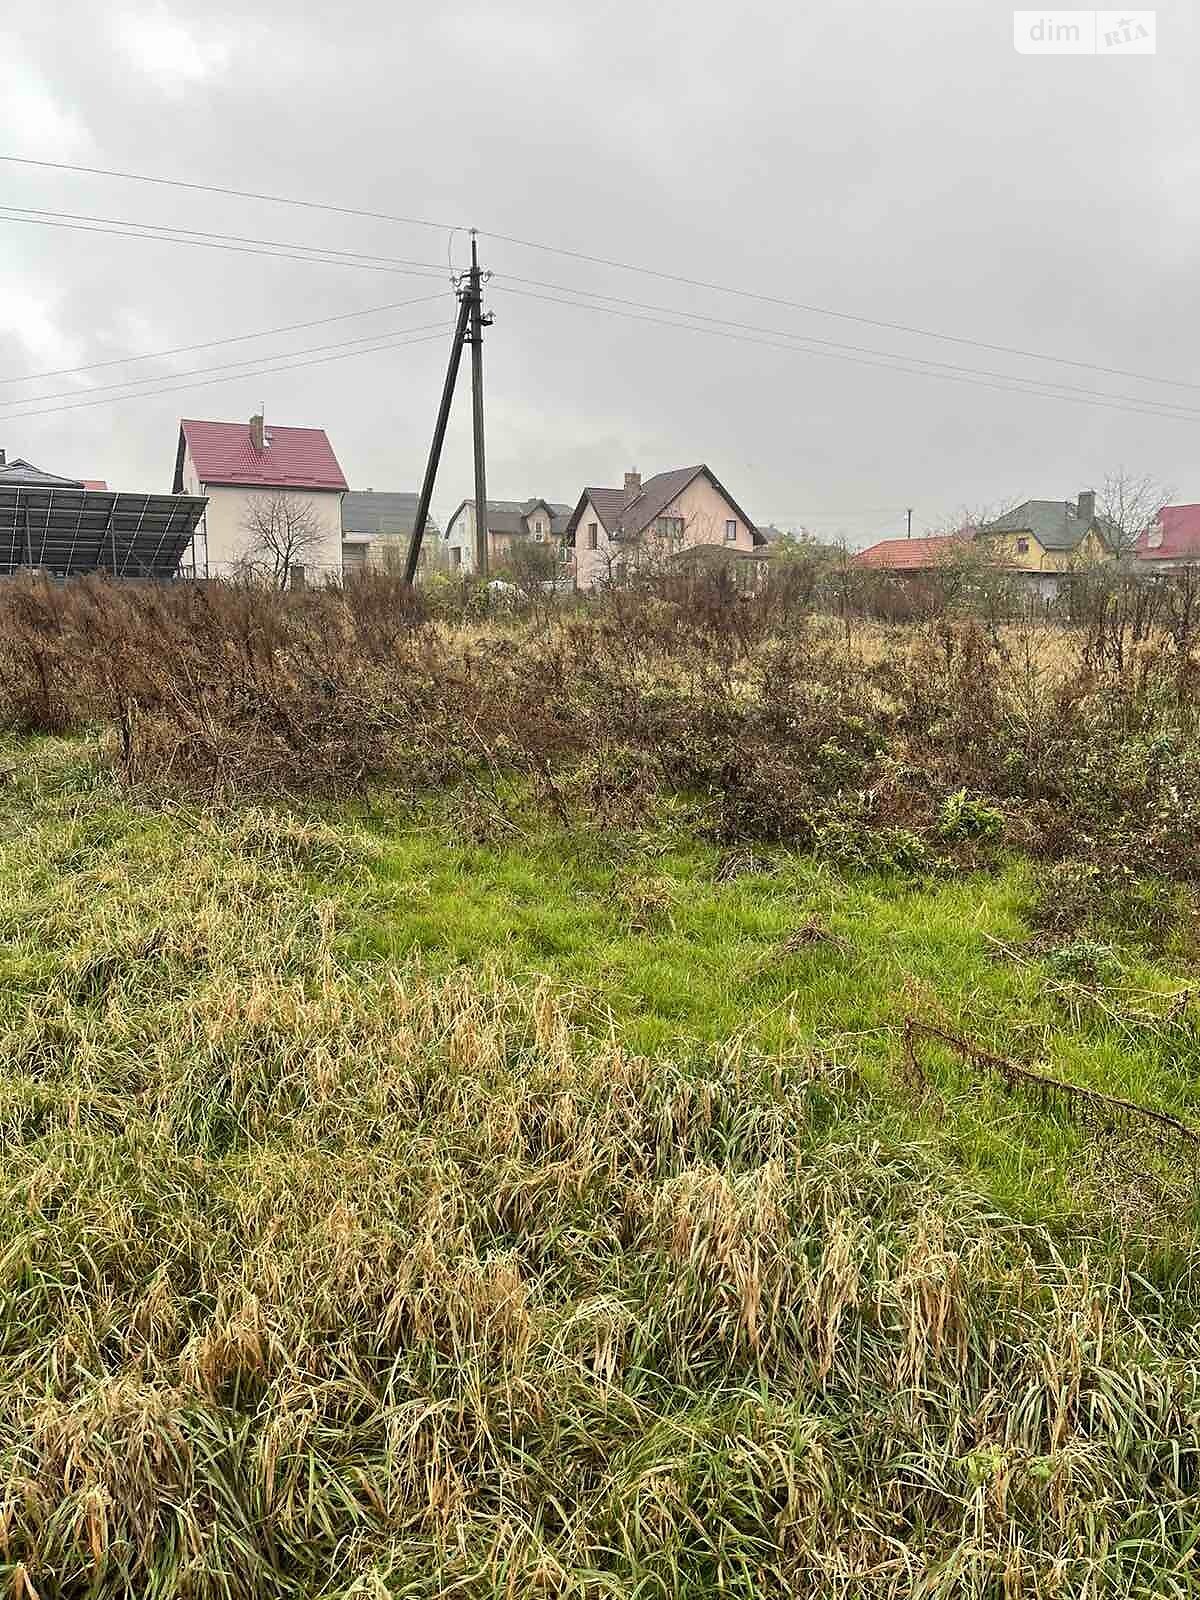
[591,505,712,591]
[1098,469,1173,562]
[238,492,327,588]
[495,537,559,597]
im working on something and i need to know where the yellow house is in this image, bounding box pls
[976,489,1117,582]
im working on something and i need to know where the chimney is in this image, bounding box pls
[624,470,641,499]
[1076,488,1096,525]
[249,413,265,452]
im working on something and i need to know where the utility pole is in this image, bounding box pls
[468,231,492,580]
[906,507,913,539]
[402,234,492,586]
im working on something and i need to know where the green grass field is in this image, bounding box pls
[1,736,1197,1597]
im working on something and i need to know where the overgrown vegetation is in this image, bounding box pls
[0,573,1198,1596]
[2,570,1198,878]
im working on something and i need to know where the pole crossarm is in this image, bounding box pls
[403,231,491,587]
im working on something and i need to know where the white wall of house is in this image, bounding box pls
[573,496,615,590]
[444,503,475,573]
[574,474,756,591]
[181,444,344,578]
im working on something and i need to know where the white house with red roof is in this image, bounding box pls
[1136,505,1200,571]
[173,413,348,579]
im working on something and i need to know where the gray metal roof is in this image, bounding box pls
[0,458,86,489]
[981,498,1117,553]
[341,491,440,539]
[447,497,572,538]
[0,484,207,579]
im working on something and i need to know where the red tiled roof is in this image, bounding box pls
[178,418,347,491]
[851,533,969,570]
[1136,504,1200,562]
[82,479,108,491]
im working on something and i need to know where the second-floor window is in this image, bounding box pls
[656,516,685,545]
[587,523,598,550]
[1016,537,1030,554]
[725,520,737,542]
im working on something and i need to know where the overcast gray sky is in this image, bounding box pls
[1,1,1197,543]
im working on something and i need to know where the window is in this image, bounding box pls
[587,523,598,551]
[535,519,544,533]
[559,544,571,564]
[1016,537,1030,555]
[533,530,544,542]
[725,520,737,543]
[450,547,462,569]
[655,515,685,546]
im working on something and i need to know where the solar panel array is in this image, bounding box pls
[0,486,208,580]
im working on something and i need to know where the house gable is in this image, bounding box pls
[567,466,762,548]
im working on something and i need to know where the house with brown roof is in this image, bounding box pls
[443,497,573,574]
[566,465,765,591]
[173,413,348,580]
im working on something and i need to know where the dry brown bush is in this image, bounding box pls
[2,573,1199,877]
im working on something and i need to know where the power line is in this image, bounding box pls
[17,204,1192,418]
[494,281,1200,418]
[28,203,1185,417]
[0,154,462,233]
[5,153,1195,396]
[490,282,1200,423]
[0,204,451,273]
[0,293,450,386]
[484,231,1200,395]
[762,507,910,518]
[0,328,451,423]
[0,211,451,281]
[495,275,1200,413]
[0,320,451,409]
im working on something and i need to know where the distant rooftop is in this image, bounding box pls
[342,491,440,539]
[1137,504,1200,563]
[851,533,969,570]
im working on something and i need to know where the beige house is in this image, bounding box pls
[341,491,441,576]
[567,465,766,590]
[173,414,347,580]
[443,497,572,573]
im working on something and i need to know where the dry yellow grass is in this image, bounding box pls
[0,743,1195,1597]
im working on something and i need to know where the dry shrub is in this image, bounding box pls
[3,577,1200,881]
